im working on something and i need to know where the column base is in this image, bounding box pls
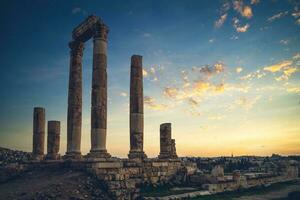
[128,150,147,160]
[158,152,171,159]
[64,151,82,159]
[45,154,61,160]
[87,149,111,158]
[32,154,44,161]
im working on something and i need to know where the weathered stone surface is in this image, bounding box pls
[66,41,84,158]
[158,123,172,159]
[32,107,45,160]
[129,55,147,160]
[170,139,178,158]
[46,121,60,160]
[89,22,110,158]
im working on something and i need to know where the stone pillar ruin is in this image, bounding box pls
[66,41,84,158]
[46,121,60,160]
[89,23,111,158]
[128,55,147,159]
[158,123,172,159]
[32,107,45,160]
[170,139,178,158]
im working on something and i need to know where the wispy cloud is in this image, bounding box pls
[233,18,250,33]
[215,13,228,28]
[263,54,300,81]
[72,7,87,15]
[267,11,289,22]
[144,96,169,111]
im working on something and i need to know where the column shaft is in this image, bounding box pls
[66,41,84,158]
[46,121,60,160]
[158,123,172,159]
[128,55,147,159]
[33,107,45,160]
[89,23,111,158]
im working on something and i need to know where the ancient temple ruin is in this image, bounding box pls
[27,15,299,200]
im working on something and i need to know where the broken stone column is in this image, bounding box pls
[32,107,45,160]
[46,121,60,160]
[66,41,84,158]
[158,123,172,159]
[128,55,147,159]
[170,139,178,158]
[89,22,111,158]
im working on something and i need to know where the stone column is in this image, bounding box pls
[89,23,111,158]
[66,41,84,158]
[158,123,172,159]
[170,139,178,158]
[46,121,60,160]
[128,55,147,159]
[32,107,45,160]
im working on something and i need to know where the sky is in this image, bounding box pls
[0,0,299,158]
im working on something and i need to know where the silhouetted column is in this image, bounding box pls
[158,123,172,159]
[32,107,45,160]
[128,55,147,159]
[89,23,111,158]
[46,121,60,160]
[66,41,84,159]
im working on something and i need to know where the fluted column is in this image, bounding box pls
[32,107,45,160]
[46,121,60,160]
[128,55,147,159]
[66,41,84,158]
[89,23,111,158]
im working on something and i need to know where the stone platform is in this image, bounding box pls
[7,157,194,200]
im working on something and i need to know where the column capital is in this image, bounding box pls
[69,41,84,56]
[94,23,109,41]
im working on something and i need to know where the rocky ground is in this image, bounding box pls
[0,147,112,200]
[0,147,32,166]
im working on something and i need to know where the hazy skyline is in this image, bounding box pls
[0,0,299,157]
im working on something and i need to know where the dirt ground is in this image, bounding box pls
[0,168,112,200]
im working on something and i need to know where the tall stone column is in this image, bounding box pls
[46,121,60,160]
[89,23,111,158]
[66,41,84,158]
[158,123,172,159]
[128,55,147,159]
[32,107,45,160]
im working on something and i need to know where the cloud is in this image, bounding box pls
[280,39,290,45]
[230,35,239,40]
[233,0,253,19]
[287,87,300,93]
[233,18,250,33]
[236,67,243,73]
[267,11,289,22]
[215,13,228,28]
[163,87,179,99]
[263,60,293,72]
[193,62,225,78]
[292,12,300,18]
[235,96,261,110]
[263,55,300,81]
[240,70,266,81]
[144,96,169,111]
[251,0,260,5]
[72,7,87,15]
[120,92,127,97]
[143,66,161,81]
[142,69,148,77]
